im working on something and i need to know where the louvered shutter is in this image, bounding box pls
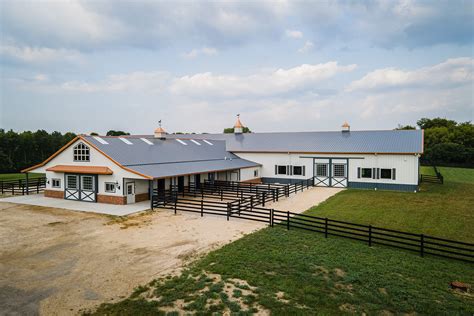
[275,165,277,175]
[303,166,306,176]
[392,168,396,180]
[357,167,361,178]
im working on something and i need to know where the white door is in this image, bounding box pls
[126,182,135,204]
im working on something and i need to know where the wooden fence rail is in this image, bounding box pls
[156,195,473,264]
[0,177,46,195]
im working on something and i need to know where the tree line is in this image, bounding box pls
[0,129,130,173]
[0,118,472,174]
[397,118,473,167]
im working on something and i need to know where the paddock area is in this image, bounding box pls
[0,187,341,315]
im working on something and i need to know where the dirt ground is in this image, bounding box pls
[0,187,342,315]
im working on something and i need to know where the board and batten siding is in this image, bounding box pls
[234,152,419,187]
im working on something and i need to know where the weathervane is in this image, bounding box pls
[158,120,162,128]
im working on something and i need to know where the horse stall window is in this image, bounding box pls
[361,168,372,178]
[316,164,328,177]
[380,168,392,179]
[276,165,287,175]
[333,164,346,177]
[293,166,303,176]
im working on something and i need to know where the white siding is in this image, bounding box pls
[235,152,419,185]
[31,139,148,197]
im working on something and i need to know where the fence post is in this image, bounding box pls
[270,209,274,227]
[368,225,372,247]
[227,203,230,221]
[1,181,3,194]
[251,196,254,210]
[37,181,39,193]
[238,199,241,216]
[325,218,328,238]
[276,188,279,201]
[262,192,265,207]
[201,199,204,217]
[220,188,223,201]
[287,211,290,230]
[174,199,177,215]
[420,234,424,257]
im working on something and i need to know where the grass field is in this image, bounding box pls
[306,166,474,242]
[0,173,44,181]
[87,167,474,315]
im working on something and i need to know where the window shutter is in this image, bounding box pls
[392,168,396,180]
[287,165,290,175]
[372,168,376,179]
[303,166,306,176]
[357,167,361,178]
[377,168,380,179]
[275,165,277,175]
[290,166,293,176]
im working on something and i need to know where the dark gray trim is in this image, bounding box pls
[261,177,308,184]
[348,181,418,192]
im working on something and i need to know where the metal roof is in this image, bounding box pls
[82,136,260,179]
[165,130,423,154]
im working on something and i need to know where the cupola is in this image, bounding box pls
[154,120,167,139]
[234,114,244,134]
[341,121,350,133]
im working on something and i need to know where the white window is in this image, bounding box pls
[361,168,372,178]
[276,165,287,175]
[52,178,61,188]
[316,164,328,177]
[66,175,78,189]
[73,143,90,161]
[380,169,392,179]
[333,164,346,177]
[293,166,304,176]
[81,176,94,191]
[105,182,116,193]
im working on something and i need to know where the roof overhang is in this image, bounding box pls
[46,165,113,175]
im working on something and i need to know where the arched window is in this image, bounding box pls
[73,143,90,161]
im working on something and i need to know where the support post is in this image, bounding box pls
[420,234,424,257]
[368,225,372,247]
[325,218,328,238]
[262,192,265,207]
[201,199,204,217]
[287,211,290,230]
[174,199,177,215]
[250,196,254,210]
[227,202,230,221]
[25,173,29,195]
[270,209,274,227]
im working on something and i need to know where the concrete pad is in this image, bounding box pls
[266,187,345,213]
[0,194,150,216]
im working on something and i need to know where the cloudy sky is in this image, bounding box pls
[1,0,473,134]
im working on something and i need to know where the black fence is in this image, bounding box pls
[420,165,444,184]
[154,180,472,264]
[0,177,46,195]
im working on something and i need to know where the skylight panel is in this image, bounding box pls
[119,137,133,145]
[176,139,188,145]
[92,136,109,145]
[203,140,213,146]
[140,138,153,145]
[190,139,201,145]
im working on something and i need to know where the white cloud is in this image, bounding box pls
[347,57,473,91]
[298,41,314,53]
[285,29,303,39]
[169,62,357,97]
[60,72,169,93]
[182,47,218,59]
[0,44,82,64]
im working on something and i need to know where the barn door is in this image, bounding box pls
[331,163,348,187]
[80,175,96,202]
[65,174,80,200]
[314,160,330,187]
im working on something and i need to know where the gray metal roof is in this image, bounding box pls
[83,136,260,179]
[165,130,423,154]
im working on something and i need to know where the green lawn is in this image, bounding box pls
[87,167,474,315]
[306,166,474,242]
[0,173,44,181]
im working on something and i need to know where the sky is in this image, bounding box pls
[0,0,473,135]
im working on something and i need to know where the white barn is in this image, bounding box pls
[23,118,423,205]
